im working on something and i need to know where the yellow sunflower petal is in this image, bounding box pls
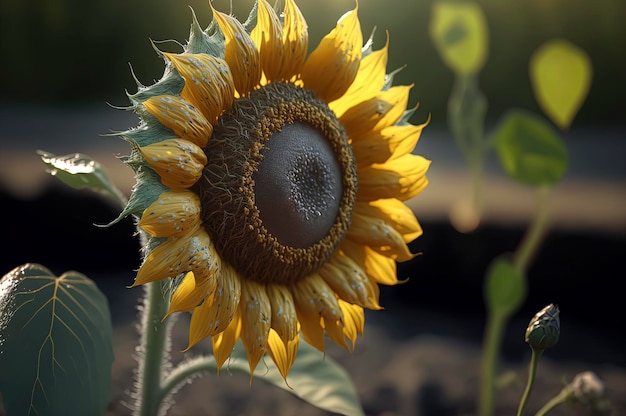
[143,95,213,147]
[354,198,422,243]
[239,279,272,375]
[267,284,298,343]
[267,328,299,381]
[293,274,345,352]
[212,6,261,96]
[358,154,430,201]
[351,122,428,167]
[347,211,416,262]
[140,138,207,190]
[165,271,216,317]
[163,52,234,124]
[138,190,201,238]
[186,262,241,350]
[134,225,217,286]
[340,85,413,137]
[301,5,362,102]
[319,250,382,310]
[337,299,364,350]
[340,239,400,285]
[329,37,389,118]
[280,0,309,80]
[251,0,283,82]
[212,307,242,371]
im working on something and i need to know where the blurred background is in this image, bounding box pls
[1,0,625,414]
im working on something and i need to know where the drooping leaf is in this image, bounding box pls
[530,39,592,130]
[484,255,526,318]
[210,341,365,416]
[0,263,114,416]
[493,109,568,187]
[429,1,488,74]
[38,150,127,206]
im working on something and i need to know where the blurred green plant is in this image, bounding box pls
[430,1,599,415]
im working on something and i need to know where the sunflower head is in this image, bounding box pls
[118,0,430,379]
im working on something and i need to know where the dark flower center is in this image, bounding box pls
[197,82,356,285]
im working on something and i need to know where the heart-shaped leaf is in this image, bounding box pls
[530,39,592,130]
[429,1,488,74]
[0,263,114,416]
[493,109,568,187]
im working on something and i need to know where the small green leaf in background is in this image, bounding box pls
[429,0,488,74]
[38,150,127,206]
[493,109,568,187]
[530,39,593,130]
[214,341,365,416]
[484,255,526,318]
[0,263,114,416]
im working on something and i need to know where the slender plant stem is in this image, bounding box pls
[517,349,542,416]
[133,280,171,416]
[478,311,507,416]
[534,385,572,416]
[157,356,217,406]
[514,187,550,271]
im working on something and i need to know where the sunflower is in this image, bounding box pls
[119,0,430,379]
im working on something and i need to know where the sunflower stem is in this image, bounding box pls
[534,385,573,416]
[133,280,171,416]
[517,349,542,416]
[158,356,217,406]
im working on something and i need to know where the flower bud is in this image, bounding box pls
[572,371,605,404]
[525,303,560,351]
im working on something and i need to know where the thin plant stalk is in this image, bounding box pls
[478,311,507,416]
[517,349,542,416]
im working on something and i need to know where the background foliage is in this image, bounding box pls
[0,0,624,127]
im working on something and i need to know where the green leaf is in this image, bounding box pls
[38,150,127,206]
[530,39,592,130]
[484,255,526,318]
[0,263,114,416]
[493,109,568,187]
[210,341,364,416]
[429,1,488,74]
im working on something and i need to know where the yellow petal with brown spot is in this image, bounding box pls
[163,52,234,124]
[140,138,207,190]
[139,191,201,238]
[340,239,400,286]
[165,271,216,317]
[338,299,364,350]
[143,95,212,147]
[134,225,217,286]
[351,122,428,167]
[212,6,261,96]
[251,0,283,82]
[292,274,345,351]
[358,154,430,201]
[240,279,271,376]
[329,38,389,117]
[267,284,298,343]
[319,250,381,310]
[212,308,242,370]
[354,198,422,243]
[340,85,413,137]
[301,5,362,102]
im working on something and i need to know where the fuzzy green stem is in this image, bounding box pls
[158,356,217,405]
[514,187,550,271]
[517,349,543,416]
[478,311,507,416]
[133,280,171,416]
[534,385,573,416]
